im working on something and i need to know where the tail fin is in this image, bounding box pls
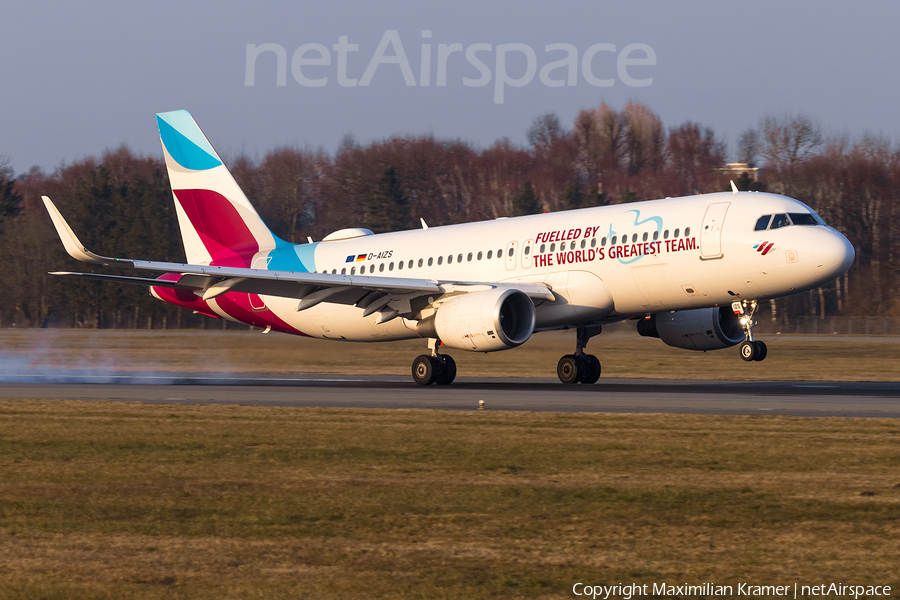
[156,110,284,267]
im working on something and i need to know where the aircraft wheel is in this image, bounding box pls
[739,340,757,362]
[412,355,438,385]
[579,354,602,384]
[557,354,581,384]
[752,340,768,362]
[435,355,457,385]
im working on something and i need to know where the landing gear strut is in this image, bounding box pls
[412,338,457,386]
[557,325,602,384]
[734,300,767,362]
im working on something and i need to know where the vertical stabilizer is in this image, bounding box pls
[156,110,284,267]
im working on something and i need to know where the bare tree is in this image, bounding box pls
[526,113,564,151]
[622,101,665,175]
[758,114,823,193]
[737,129,760,168]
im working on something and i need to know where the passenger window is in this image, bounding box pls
[341,268,346,274]
[497,248,502,258]
[601,237,607,246]
[590,238,596,248]
[674,228,680,237]
[332,269,337,274]
[428,257,433,266]
[581,239,586,249]
[350,267,356,275]
[437,256,443,265]
[379,263,385,272]
[370,264,375,273]
[571,241,577,250]
[458,253,463,263]
[539,244,545,253]
[418,258,423,267]
[508,247,514,257]
[398,261,403,270]
[524,246,530,256]
[770,214,790,229]
[652,230,659,241]
[408,260,413,269]
[550,243,556,252]
[632,234,638,243]
[611,236,617,245]
[789,213,818,226]
[685,227,691,236]
[642,232,648,242]
[487,250,492,259]
[754,215,771,231]
[389,262,394,271]
[448,255,453,264]
[663,230,669,239]
[477,251,482,260]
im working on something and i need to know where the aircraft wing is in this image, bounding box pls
[43,196,555,319]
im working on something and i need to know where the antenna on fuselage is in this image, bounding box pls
[730,180,739,194]
[420,218,429,230]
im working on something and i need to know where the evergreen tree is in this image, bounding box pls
[368,167,410,233]
[557,178,583,211]
[0,174,22,232]
[512,181,540,215]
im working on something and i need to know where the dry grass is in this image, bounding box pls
[0,400,897,598]
[2,328,900,381]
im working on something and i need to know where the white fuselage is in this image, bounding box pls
[205,191,853,343]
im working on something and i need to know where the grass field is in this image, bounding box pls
[2,328,900,381]
[0,401,897,599]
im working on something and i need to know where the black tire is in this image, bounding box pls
[739,340,757,362]
[580,354,602,384]
[557,354,581,384]
[435,355,457,385]
[412,355,438,385]
[752,340,768,362]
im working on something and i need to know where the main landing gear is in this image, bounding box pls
[557,325,602,384]
[734,300,767,362]
[412,338,457,386]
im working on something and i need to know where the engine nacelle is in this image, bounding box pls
[417,288,536,352]
[637,307,745,351]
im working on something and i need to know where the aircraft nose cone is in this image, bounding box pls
[812,229,855,278]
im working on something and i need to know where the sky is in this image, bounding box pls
[2,1,898,176]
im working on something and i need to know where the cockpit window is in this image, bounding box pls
[754,215,772,231]
[769,213,790,229]
[788,213,818,226]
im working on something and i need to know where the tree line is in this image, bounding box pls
[1,101,898,329]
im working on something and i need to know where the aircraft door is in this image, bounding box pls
[700,202,730,260]
[520,238,534,269]
[505,241,518,271]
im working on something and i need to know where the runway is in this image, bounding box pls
[2,372,900,417]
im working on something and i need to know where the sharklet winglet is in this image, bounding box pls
[42,196,122,266]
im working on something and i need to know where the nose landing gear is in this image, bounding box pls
[557,325,602,384]
[734,300,767,362]
[412,338,457,385]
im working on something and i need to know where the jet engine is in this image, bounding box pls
[636,307,745,351]
[417,288,535,352]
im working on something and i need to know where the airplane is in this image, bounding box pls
[42,110,855,385]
